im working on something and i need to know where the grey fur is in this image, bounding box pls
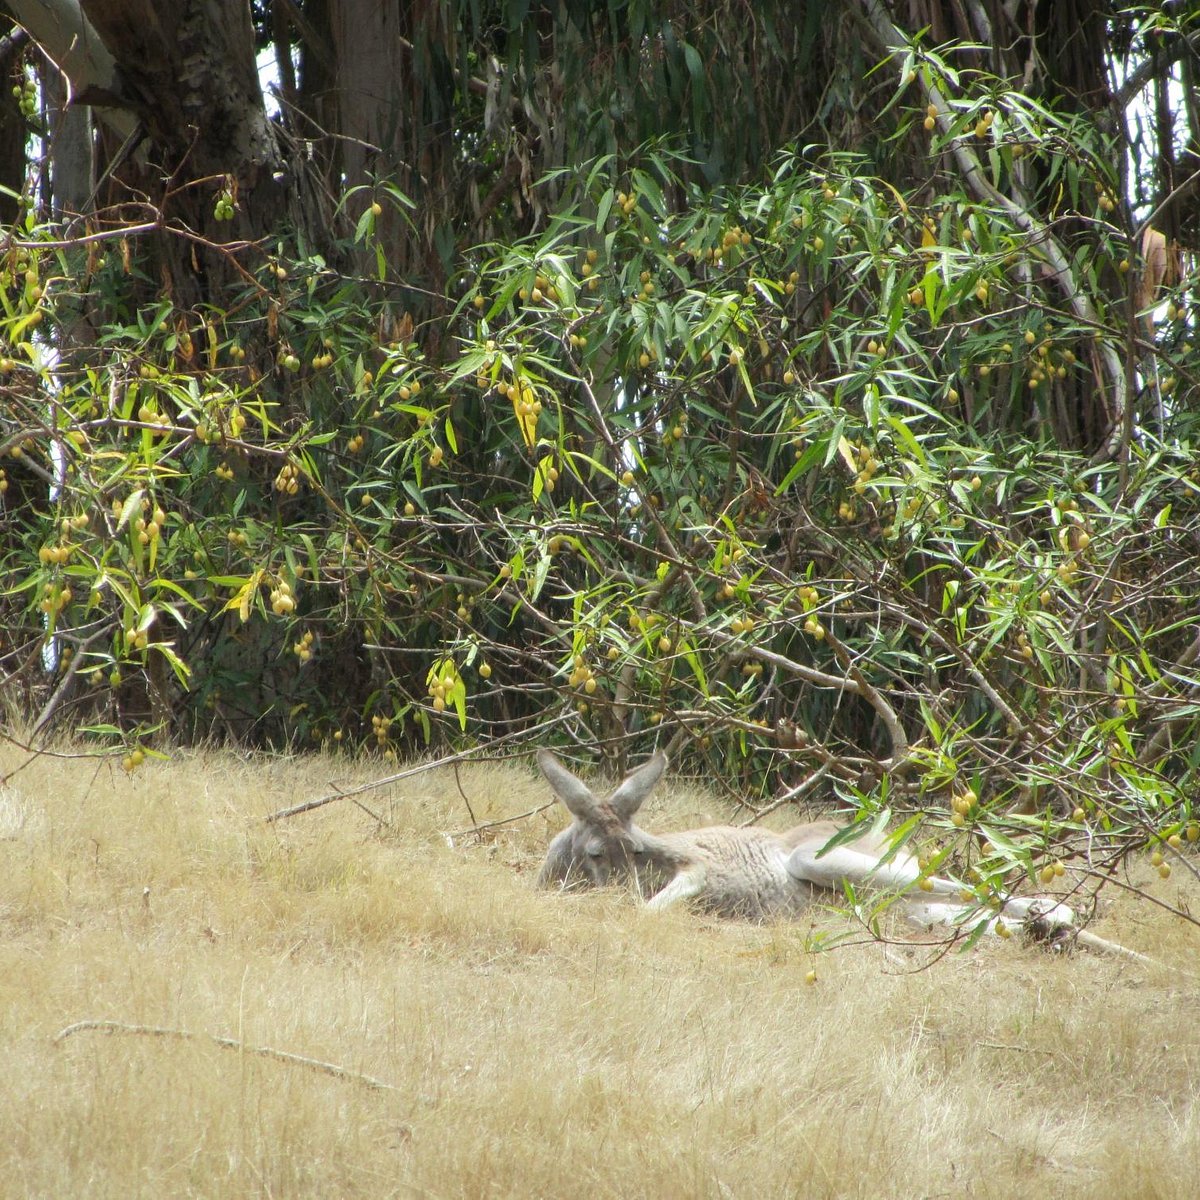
[537,749,913,919]
[536,750,1152,961]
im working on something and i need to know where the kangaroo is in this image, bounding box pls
[536,749,1149,959]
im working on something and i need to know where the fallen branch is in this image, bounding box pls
[264,717,566,823]
[445,800,556,843]
[53,1020,399,1091]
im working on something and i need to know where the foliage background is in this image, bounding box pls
[1,0,1200,927]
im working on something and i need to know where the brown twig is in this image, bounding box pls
[53,1020,400,1091]
[263,717,567,823]
[446,800,556,842]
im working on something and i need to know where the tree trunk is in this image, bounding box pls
[46,65,93,218]
[80,0,292,303]
[2,0,133,139]
[0,26,28,226]
[6,0,297,305]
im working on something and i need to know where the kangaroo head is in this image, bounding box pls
[536,749,669,889]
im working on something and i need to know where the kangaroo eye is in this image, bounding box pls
[585,840,605,858]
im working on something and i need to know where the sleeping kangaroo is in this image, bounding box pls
[536,750,1147,959]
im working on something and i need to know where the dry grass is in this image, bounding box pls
[1,742,1198,1199]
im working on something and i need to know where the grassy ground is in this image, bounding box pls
[1,740,1198,1199]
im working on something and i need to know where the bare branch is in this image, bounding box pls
[54,1020,400,1091]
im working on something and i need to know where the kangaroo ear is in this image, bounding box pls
[608,751,668,818]
[537,750,604,822]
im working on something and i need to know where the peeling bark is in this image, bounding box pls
[11,0,292,304]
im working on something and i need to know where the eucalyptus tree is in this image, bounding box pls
[1,2,1198,943]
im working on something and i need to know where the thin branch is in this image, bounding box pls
[1112,28,1200,110]
[737,763,832,826]
[53,1020,400,1091]
[821,625,908,765]
[858,0,1127,446]
[263,717,567,823]
[1076,865,1200,932]
[9,220,161,250]
[451,758,478,834]
[445,800,556,842]
[1132,163,1200,248]
[31,626,112,737]
[1139,622,1200,764]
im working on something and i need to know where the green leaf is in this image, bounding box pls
[151,640,192,688]
[117,490,146,533]
[595,189,614,233]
